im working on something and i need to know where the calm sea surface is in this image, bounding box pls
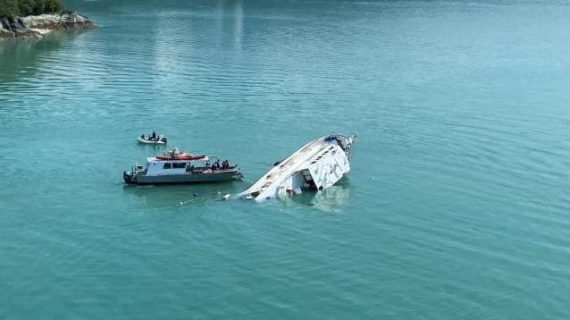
[0,0,568,319]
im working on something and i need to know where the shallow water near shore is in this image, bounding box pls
[0,0,568,319]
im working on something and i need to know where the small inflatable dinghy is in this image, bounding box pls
[137,136,167,145]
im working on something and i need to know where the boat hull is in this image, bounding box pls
[137,137,166,145]
[124,169,242,185]
[237,134,355,201]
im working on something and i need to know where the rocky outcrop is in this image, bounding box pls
[0,12,95,39]
[0,16,39,37]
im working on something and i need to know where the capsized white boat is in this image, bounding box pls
[237,134,356,202]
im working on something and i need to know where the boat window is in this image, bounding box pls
[163,163,172,169]
[172,163,187,169]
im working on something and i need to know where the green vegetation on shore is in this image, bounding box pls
[0,0,63,18]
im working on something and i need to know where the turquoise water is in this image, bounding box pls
[0,0,568,318]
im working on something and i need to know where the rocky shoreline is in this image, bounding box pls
[0,12,95,39]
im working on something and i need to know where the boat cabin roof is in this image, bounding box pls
[147,156,210,163]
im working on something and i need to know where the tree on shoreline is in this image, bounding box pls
[0,0,63,18]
